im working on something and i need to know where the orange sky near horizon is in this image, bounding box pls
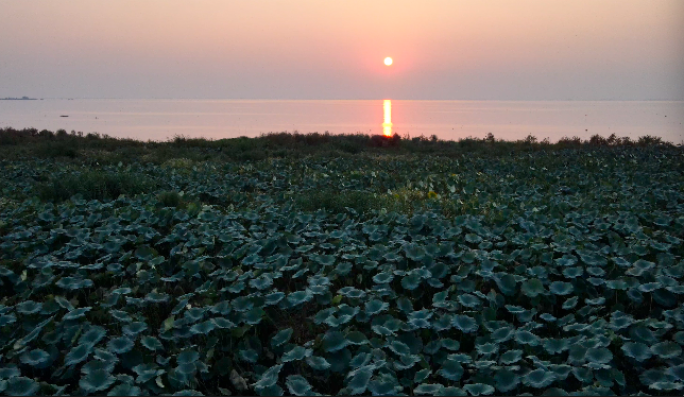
[0,0,682,100]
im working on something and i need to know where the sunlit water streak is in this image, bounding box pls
[0,99,682,143]
[383,99,393,137]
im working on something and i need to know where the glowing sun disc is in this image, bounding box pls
[384,57,393,66]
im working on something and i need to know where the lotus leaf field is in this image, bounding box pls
[1,132,684,395]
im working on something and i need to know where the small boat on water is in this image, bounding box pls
[60,115,69,117]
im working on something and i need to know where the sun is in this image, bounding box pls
[384,57,393,66]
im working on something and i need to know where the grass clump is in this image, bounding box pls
[37,171,157,202]
[294,190,385,214]
[157,190,185,208]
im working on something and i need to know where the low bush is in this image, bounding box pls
[37,171,157,201]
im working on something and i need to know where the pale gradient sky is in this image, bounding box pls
[1,0,683,100]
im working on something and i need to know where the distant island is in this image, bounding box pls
[0,96,38,100]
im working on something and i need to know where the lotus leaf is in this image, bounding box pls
[524,369,557,388]
[463,383,495,396]
[65,344,92,365]
[107,336,135,354]
[347,365,374,395]
[19,349,50,366]
[5,377,40,396]
[495,369,520,392]
[651,342,682,359]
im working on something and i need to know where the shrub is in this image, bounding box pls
[294,190,383,214]
[157,191,184,208]
[37,171,157,202]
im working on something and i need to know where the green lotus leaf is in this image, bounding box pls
[404,244,426,261]
[286,375,313,396]
[135,245,156,260]
[494,274,517,296]
[563,267,583,278]
[112,287,133,295]
[241,307,265,325]
[368,374,401,396]
[16,300,42,315]
[414,368,432,383]
[401,274,422,291]
[65,344,92,365]
[190,320,216,335]
[177,350,200,364]
[110,310,133,323]
[122,322,147,337]
[107,336,134,354]
[347,365,374,395]
[458,293,481,308]
[145,292,169,303]
[585,348,613,364]
[282,346,309,363]
[521,278,545,297]
[515,330,541,346]
[19,349,50,366]
[78,326,107,347]
[254,364,283,391]
[81,360,115,375]
[249,275,274,290]
[649,382,684,391]
[306,356,331,371]
[465,233,482,244]
[107,383,142,396]
[453,315,479,333]
[442,339,461,351]
[210,317,236,329]
[414,383,444,395]
[140,336,164,351]
[408,309,434,328]
[365,299,389,316]
[0,365,20,380]
[621,342,651,362]
[476,343,498,356]
[271,328,294,348]
[176,362,198,375]
[491,327,514,343]
[63,307,92,321]
[388,340,411,356]
[651,341,682,359]
[669,364,684,381]
[0,314,16,327]
[544,338,570,354]
[640,368,670,386]
[287,290,313,306]
[523,369,557,388]
[562,296,578,310]
[373,272,394,284]
[437,386,467,396]
[5,377,40,396]
[584,297,605,305]
[79,369,116,393]
[322,331,349,352]
[171,390,204,396]
[463,383,495,396]
[345,331,369,346]
[549,281,574,295]
[239,349,259,363]
[555,255,577,267]
[265,292,285,305]
[495,369,520,392]
[438,360,464,381]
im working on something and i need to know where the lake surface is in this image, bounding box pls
[1,99,682,143]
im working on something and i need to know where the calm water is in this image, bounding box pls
[1,99,682,143]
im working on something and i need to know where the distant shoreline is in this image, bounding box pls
[0,96,38,101]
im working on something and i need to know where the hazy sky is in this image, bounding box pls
[1,1,683,100]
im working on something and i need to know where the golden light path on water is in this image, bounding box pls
[382,99,392,137]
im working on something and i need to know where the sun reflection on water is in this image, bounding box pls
[382,99,392,137]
